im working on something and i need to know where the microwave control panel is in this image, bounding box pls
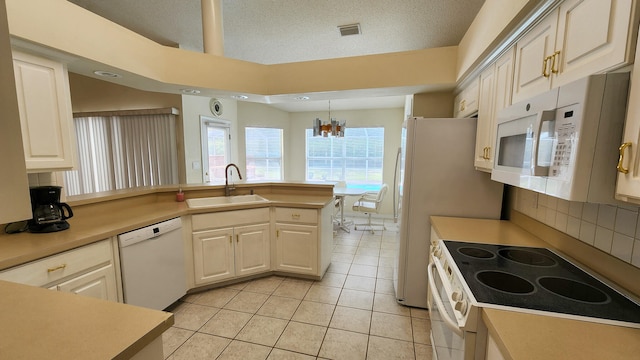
[550,105,579,178]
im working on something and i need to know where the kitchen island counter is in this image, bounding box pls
[0,183,334,271]
[0,280,173,360]
[431,216,640,360]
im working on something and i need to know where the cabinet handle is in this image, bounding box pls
[276,230,279,237]
[47,264,67,273]
[617,142,632,174]
[229,235,232,244]
[542,55,552,78]
[236,234,239,242]
[483,147,488,160]
[551,50,561,74]
[460,99,466,112]
[291,214,300,220]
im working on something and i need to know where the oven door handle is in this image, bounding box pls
[428,262,464,337]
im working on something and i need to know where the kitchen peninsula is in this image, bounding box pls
[0,182,333,359]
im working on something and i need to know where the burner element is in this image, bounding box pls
[498,248,557,267]
[539,277,610,304]
[476,271,535,294]
[458,247,495,259]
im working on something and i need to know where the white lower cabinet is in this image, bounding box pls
[275,223,318,275]
[0,239,119,301]
[191,208,270,286]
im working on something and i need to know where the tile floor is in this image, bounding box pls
[162,218,433,359]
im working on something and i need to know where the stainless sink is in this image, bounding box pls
[186,194,269,208]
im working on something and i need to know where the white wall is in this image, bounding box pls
[181,95,238,184]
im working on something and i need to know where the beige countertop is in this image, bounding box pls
[0,280,173,360]
[0,188,333,271]
[431,216,640,360]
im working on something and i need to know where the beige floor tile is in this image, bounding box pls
[410,308,430,319]
[291,300,335,326]
[162,327,194,359]
[199,309,253,338]
[191,288,240,308]
[356,247,380,256]
[348,264,378,278]
[328,306,372,334]
[275,321,327,356]
[223,291,269,313]
[412,318,432,345]
[236,315,289,347]
[370,312,413,341]
[378,256,396,267]
[333,245,358,254]
[168,333,230,360]
[243,276,285,294]
[415,343,434,360]
[331,253,355,263]
[318,328,368,360]
[375,278,395,294]
[376,266,394,280]
[373,293,411,316]
[380,248,397,257]
[352,254,380,266]
[380,241,398,250]
[217,340,271,360]
[325,262,351,274]
[266,348,316,360]
[337,288,374,310]
[272,278,313,299]
[303,284,342,304]
[343,275,377,292]
[358,239,382,249]
[226,280,250,291]
[366,335,415,360]
[334,238,360,247]
[256,295,301,320]
[171,302,219,331]
[316,272,347,288]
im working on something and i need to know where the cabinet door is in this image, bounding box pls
[454,78,480,118]
[192,228,234,285]
[475,64,496,171]
[512,10,558,104]
[275,223,318,275]
[234,223,270,276]
[12,51,76,171]
[554,0,636,87]
[56,264,118,301]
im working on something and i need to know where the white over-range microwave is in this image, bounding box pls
[491,73,629,203]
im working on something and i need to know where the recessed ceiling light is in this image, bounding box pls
[232,95,249,100]
[93,70,122,78]
[181,88,201,94]
[294,96,310,100]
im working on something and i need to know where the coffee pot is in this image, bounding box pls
[28,186,73,233]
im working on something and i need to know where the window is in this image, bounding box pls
[64,111,178,196]
[245,127,283,180]
[306,127,384,187]
[201,116,231,183]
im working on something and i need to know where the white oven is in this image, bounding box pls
[491,73,629,203]
[427,244,486,360]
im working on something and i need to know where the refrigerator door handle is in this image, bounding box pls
[393,146,402,222]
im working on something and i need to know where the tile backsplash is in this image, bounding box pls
[513,188,640,269]
[27,172,67,201]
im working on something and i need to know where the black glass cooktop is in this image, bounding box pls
[443,241,640,325]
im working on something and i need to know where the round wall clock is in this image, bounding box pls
[210,98,223,116]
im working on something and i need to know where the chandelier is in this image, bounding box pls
[312,100,346,137]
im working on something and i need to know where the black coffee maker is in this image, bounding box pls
[28,186,73,233]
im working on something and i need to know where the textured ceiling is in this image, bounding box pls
[65,0,486,110]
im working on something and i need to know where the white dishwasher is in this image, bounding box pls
[118,217,186,310]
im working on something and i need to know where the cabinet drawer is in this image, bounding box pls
[275,208,317,224]
[192,208,270,231]
[0,239,112,287]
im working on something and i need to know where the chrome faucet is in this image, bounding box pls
[225,163,242,196]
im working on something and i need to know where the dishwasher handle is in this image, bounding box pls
[118,217,182,248]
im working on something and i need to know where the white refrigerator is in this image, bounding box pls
[393,117,504,308]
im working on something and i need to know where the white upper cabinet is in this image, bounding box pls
[12,50,76,171]
[513,0,638,103]
[474,48,515,172]
[453,77,480,118]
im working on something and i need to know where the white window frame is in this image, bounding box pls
[245,126,284,181]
